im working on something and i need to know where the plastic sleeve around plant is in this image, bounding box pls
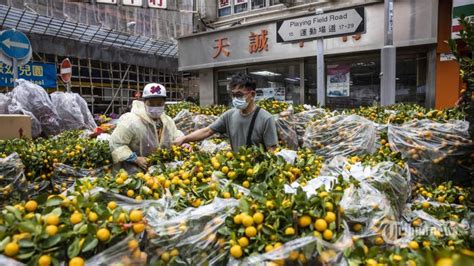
[146,198,239,265]
[8,79,61,137]
[85,235,147,266]
[0,93,9,114]
[51,163,111,193]
[238,221,353,266]
[303,115,377,158]
[274,115,299,150]
[0,255,24,266]
[388,119,473,183]
[51,92,86,132]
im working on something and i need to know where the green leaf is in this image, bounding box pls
[45,197,63,207]
[238,198,250,213]
[18,221,36,233]
[82,237,98,253]
[16,250,35,260]
[5,206,21,220]
[50,207,62,217]
[42,235,61,249]
[78,224,88,234]
[4,213,14,224]
[68,238,81,258]
[19,239,35,248]
[0,236,11,250]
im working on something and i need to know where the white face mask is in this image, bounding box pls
[146,106,164,119]
[232,97,249,110]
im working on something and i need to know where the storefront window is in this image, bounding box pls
[248,62,301,104]
[305,51,427,109]
[216,62,302,105]
[306,55,381,109]
[395,54,426,105]
[304,60,317,106]
[216,69,246,105]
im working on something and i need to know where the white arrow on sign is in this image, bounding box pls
[2,38,30,49]
[277,8,364,42]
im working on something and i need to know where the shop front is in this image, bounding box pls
[178,0,438,109]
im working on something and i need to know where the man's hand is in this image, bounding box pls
[182,143,193,152]
[134,156,148,170]
[173,136,186,146]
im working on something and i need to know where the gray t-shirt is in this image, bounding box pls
[209,107,278,152]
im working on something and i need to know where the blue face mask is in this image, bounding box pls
[232,97,249,110]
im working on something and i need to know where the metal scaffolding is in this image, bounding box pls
[0,5,178,57]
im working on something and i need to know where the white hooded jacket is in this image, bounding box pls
[110,100,183,163]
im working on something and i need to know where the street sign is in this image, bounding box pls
[276,7,365,43]
[60,58,72,83]
[0,29,32,60]
[123,0,143,6]
[148,0,167,9]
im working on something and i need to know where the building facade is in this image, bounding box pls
[179,0,462,109]
[0,0,195,114]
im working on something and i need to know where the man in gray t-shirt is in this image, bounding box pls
[173,73,278,152]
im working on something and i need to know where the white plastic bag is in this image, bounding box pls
[8,79,61,137]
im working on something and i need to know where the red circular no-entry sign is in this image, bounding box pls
[60,58,72,83]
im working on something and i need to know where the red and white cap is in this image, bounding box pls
[142,83,167,98]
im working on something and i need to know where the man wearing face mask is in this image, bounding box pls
[110,83,184,170]
[173,73,278,152]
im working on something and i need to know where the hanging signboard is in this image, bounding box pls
[327,64,350,97]
[235,0,248,5]
[148,0,167,9]
[452,0,474,39]
[0,62,57,88]
[96,0,118,4]
[219,0,231,9]
[123,0,143,7]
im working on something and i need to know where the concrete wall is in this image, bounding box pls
[198,69,214,106]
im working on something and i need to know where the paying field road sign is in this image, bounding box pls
[0,29,31,60]
[276,7,365,43]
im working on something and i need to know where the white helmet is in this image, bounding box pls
[143,83,167,99]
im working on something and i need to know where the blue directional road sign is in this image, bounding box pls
[0,29,31,60]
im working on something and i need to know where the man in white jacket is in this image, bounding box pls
[110,83,183,170]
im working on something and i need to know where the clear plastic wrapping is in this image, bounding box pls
[51,92,97,132]
[193,114,218,130]
[51,163,109,193]
[388,119,474,183]
[85,236,147,266]
[0,255,24,266]
[146,198,239,265]
[51,92,85,131]
[74,93,97,131]
[238,222,353,266]
[8,79,61,137]
[0,93,9,114]
[274,115,299,150]
[340,182,395,237]
[0,153,26,205]
[173,109,195,135]
[199,139,231,154]
[320,156,410,218]
[303,115,377,158]
[0,153,49,207]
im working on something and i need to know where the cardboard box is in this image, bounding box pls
[0,115,32,140]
